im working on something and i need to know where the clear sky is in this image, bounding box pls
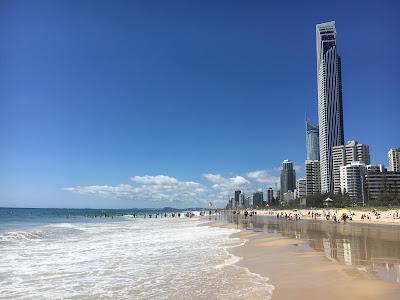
[1,0,399,208]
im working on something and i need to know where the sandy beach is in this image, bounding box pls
[212,212,400,300]
[256,208,400,225]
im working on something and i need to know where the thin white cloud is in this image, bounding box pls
[246,170,279,187]
[64,168,295,207]
[64,175,208,206]
[202,173,225,184]
[202,173,250,200]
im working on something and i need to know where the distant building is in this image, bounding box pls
[296,178,306,198]
[306,120,320,161]
[316,21,345,193]
[282,191,295,204]
[252,191,264,208]
[244,197,251,209]
[234,190,241,208]
[366,164,386,173]
[267,188,274,204]
[388,148,400,172]
[276,190,281,202]
[332,140,370,193]
[227,198,234,209]
[365,167,400,202]
[305,160,321,195]
[239,193,244,208]
[280,160,296,195]
[339,162,366,204]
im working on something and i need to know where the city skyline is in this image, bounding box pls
[1,0,399,208]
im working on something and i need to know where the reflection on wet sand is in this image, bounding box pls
[225,213,400,284]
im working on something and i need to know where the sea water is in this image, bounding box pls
[0,208,273,299]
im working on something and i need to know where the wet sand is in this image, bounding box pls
[212,214,400,299]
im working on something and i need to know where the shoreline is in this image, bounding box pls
[211,215,400,300]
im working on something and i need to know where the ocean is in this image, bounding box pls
[0,208,273,299]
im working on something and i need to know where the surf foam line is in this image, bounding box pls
[209,224,275,299]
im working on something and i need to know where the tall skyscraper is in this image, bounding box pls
[305,160,321,195]
[252,191,264,208]
[332,140,370,193]
[267,187,274,204]
[280,160,296,195]
[306,120,320,161]
[388,148,400,172]
[234,190,241,208]
[316,21,345,193]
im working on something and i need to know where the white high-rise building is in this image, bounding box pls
[340,162,366,204]
[332,140,370,193]
[316,21,345,193]
[388,148,400,172]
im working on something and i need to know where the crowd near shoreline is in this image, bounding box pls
[247,208,400,226]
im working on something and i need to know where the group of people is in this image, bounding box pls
[141,212,182,219]
[360,210,381,220]
[276,212,301,221]
[231,210,257,218]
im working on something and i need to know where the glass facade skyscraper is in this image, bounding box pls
[316,21,345,193]
[280,160,296,195]
[306,120,320,161]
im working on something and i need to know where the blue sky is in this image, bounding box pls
[1,0,399,208]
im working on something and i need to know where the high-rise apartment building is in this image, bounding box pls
[366,164,386,173]
[339,161,366,203]
[280,160,296,195]
[316,21,345,193]
[365,166,400,202]
[332,140,370,193]
[388,148,400,172]
[305,160,321,195]
[296,178,307,198]
[306,120,320,161]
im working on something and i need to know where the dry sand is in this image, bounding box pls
[256,208,400,226]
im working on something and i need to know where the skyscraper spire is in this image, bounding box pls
[306,119,320,161]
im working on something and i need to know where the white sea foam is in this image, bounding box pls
[0,217,274,299]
